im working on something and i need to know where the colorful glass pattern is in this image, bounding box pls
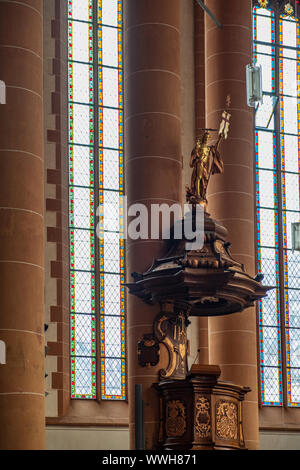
[279,14,300,407]
[68,0,125,400]
[253,6,300,407]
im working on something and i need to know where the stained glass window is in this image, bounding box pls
[253,3,300,407]
[68,0,125,400]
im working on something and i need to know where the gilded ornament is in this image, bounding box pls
[258,0,268,8]
[216,401,238,441]
[285,2,294,16]
[195,397,211,439]
[155,312,189,380]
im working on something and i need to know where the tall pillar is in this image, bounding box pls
[194,1,209,365]
[205,0,259,449]
[0,0,45,449]
[195,2,206,136]
[124,0,182,449]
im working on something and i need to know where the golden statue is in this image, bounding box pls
[186,100,231,205]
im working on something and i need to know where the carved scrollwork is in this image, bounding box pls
[195,397,211,439]
[216,400,238,441]
[154,311,189,380]
[165,400,186,437]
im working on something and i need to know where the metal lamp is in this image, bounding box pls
[0,80,6,105]
[292,222,300,252]
[246,63,263,107]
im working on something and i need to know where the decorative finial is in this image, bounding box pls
[258,0,269,8]
[285,2,294,16]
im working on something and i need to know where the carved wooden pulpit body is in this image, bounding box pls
[155,365,249,451]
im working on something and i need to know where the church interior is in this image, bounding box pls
[0,0,300,451]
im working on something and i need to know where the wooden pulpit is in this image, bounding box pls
[155,364,250,450]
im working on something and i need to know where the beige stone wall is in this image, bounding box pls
[46,427,300,450]
[260,431,300,450]
[46,426,129,450]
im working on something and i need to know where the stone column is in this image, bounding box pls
[195,2,206,136]
[124,0,182,449]
[194,1,209,365]
[205,0,259,449]
[0,0,45,449]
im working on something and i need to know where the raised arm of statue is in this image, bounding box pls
[214,133,223,152]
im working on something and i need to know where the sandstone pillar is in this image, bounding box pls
[124,0,182,449]
[205,0,259,449]
[0,0,45,449]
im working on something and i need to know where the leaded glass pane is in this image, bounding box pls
[285,211,300,249]
[71,271,94,314]
[71,62,94,104]
[259,211,276,247]
[101,26,119,67]
[255,7,271,17]
[257,170,276,208]
[103,150,121,190]
[286,251,300,289]
[282,17,297,48]
[288,328,300,368]
[284,173,300,211]
[288,290,300,328]
[256,130,275,170]
[71,356,95,399]
[101,0,119,27]
[289,368,300,404]
[282,134,299,173]
[72,229,94,271]
[256,12,273,43]
[103,231,121,273]
[259,289,279,327]
[104,274,121,316]
[256,95,275,129]
[261,366,282,404]
[69,0,92,22]
[102,67,119,108]
[259,247,277,286]
[262,327,282,367]
[254,6,283,407]
[102,190,122,232]
[71,103,93,145]
[102,107,121,148]
[281,59,297,96]
[258,53,275,93]
[72,314,96,357]
[282,96,298,134]
[71,187,93,228]
[69,21,92,63]
[69,0,125,400]
[103,316,122,357]
[101,358,125,399]
[69,145,93,187]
